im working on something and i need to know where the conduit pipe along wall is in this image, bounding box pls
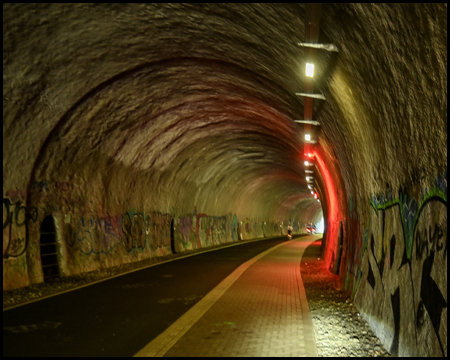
[3,3,447,357]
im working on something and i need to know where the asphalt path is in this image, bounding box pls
[3,236,299,357]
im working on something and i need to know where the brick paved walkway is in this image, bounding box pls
[135,236,318,357]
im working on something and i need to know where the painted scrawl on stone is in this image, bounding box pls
[147,212,171,250]
[3,198,38,259]
[197,214,227,247]
[122,211,171,252]
[66,215,123,255]
[231,214,238,242]
[177,214,193,249]
[355,174,447,357]
[66,210,173,255]
[121,212,149,252]
[176,212,233,251]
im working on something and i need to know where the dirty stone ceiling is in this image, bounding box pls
[3,3,447,222]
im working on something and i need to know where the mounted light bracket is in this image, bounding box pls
[298,42,339,52]
[296,93,326,100]
[295,120,321,126]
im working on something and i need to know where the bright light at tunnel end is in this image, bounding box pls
[317,217,324,233]
[305,134,311,141]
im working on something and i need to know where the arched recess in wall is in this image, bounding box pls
[39,216,60,281]
[170,218,176,254]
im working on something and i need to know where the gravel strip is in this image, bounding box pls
[300,239,392,357]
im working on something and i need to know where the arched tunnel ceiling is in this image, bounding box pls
[3,3,446,223]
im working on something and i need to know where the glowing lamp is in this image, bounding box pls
[314,193,317,199]
[306,63,314,77]
[311,191,314,194]
[317,199,320,202]
[305,134,311,141]
[304,161,309,166]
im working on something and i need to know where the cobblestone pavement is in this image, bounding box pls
[300,240,392,357]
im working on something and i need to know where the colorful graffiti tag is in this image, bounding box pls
[176,213,231,251]
[355,175,447,357]
[3,198,38,259]
[147,212,171,249]
[66,211,173,255]
[66,215,123,255]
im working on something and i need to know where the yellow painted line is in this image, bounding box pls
[133,240,292,357]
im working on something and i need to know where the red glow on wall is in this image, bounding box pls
[313,149,341,271]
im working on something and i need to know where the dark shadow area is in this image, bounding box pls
[39,216,59,281]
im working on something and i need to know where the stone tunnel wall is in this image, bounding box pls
[3,190,312,290]
[2,3,447,357]
[316,4,447,357]
[350,179,447,357]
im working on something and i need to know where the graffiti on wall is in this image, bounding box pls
[66,215,123,255]
[231,214,238,242]
[66,211,173,255]
[121,212,149,252]
[177,214,194,249]
[147,212,171,250]
[369,176,447,259]
[197,214,227,247]
[345,196,364,290]
[177,213,231,250]
[356,175,447,357]
[3,198,38,259]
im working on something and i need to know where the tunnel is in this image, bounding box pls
[3,3,447,357]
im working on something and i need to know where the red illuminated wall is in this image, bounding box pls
[312,138,348,275]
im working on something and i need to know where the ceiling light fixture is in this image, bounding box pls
[306,63,314,77]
